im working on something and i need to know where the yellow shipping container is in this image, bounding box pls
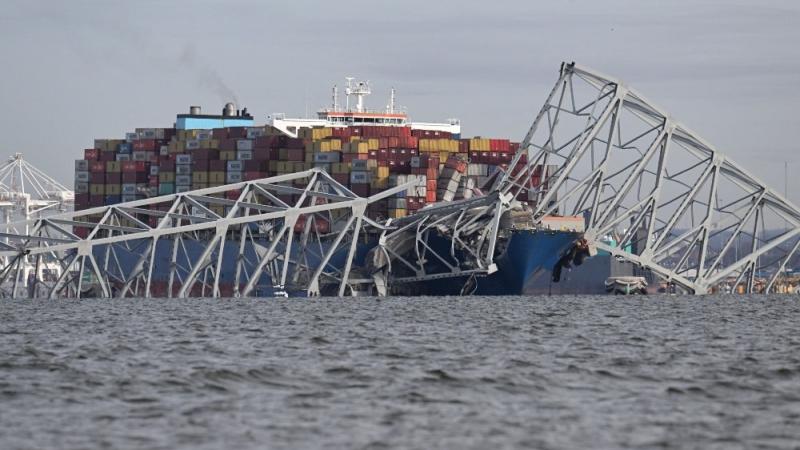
[268,161,279,172]
[90,184,104,195]
[211,205,226,217]
[220,150,236,160]
[357,142,369,154]
[293,162,307,172]
[104,184,121,195]
[311,127,332,141]
[193,172,209,183]
[159,172,175,183]
[367,138,379,150]
[192,182,208,190]
[332,163,349,174]
[377,166,390,178]
[329,139,342,151]
[388,209,407,219]
[372,177,388,190]
[106,161,121,172]
[209,172,226,183]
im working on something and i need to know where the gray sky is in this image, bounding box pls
[1,0,798,200]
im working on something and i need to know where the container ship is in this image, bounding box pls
[73,79,591,296]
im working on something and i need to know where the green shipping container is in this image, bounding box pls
[158,183,175,195]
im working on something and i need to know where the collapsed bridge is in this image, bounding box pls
[1,62,797,298]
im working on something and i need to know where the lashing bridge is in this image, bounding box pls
[1,62,797,298]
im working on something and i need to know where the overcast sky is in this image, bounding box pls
[1,0,798,200]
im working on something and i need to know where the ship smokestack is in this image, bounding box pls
[189,105,201,115]
[223,102,236,117]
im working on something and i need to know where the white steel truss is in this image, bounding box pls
[500,62,800,294]
[1,63,797,298]
[0,169,417,299]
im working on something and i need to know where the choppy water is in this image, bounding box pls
[1,295,799,450]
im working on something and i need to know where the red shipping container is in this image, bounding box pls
[244,160,263,171]
[228,127,248,139]
[226,189,242,200]
[220,139,237,151]
[89,162,105,173]
[74,227,89,239]
[193,160,210,171]
[194,149,219,160]
[122,172,147,183]
[212,128,228,140]
[133,139,156,151]
[333,173,349,186]
[287,148,303,161]
[98,152,116,162]
[209,160,226,171]
[426,179,438,191]
[243,171,263,181]
[252,148,272,161]
[74,193,89,207]
[106,172,122,184]
[149,177,159,187]
[89,194,104,207]
[90,172,105,183]
[84,149,100,160]
[350,184,370,197]
[426,191,437,203]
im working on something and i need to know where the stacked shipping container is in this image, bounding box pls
[75,123,546,221]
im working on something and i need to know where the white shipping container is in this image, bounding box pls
[314,152,341,163]
[227,161,244,171]
[138,129,157,139]
[351,159,368,171]
[175,164,192,175]
[196,130,212,141]
[236,150,253,161]
[132,151,148,161]
[246,127,265,139]
[226,172,243,183]
[175,175,192,186]
[122,184,137,195]
[185,140,200,150]
[160,145,169,156]
[236,139,254,151]
[150,166,159,176]
[176,185,191,193]
[175,154,192,165]
[350,171,371,184]
[74,182,88,194]
[74,171,89,182]
[75,160,89,171]
[125,132,138,142]
[116,154,131,161]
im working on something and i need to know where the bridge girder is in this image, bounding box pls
[500,62,800,294]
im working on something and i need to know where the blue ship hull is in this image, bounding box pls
[407,229,582,296]
[93,228,581,297]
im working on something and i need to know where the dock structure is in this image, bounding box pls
[0,62,798,297]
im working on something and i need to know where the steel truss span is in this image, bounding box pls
[1,63,796,298]
[0,169,419,299]
[501,62,799,294]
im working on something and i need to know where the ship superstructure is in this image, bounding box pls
[267,78,460,138]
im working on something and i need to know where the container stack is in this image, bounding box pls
[76,122,547,222]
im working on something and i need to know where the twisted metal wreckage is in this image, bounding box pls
[1,63,798,298]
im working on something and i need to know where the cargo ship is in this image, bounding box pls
[73,79,593,296]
